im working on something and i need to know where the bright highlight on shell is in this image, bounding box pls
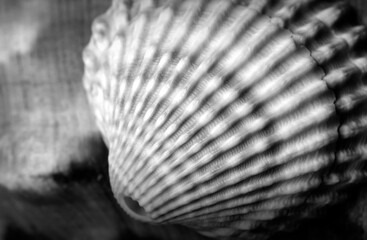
[83,0,367,239]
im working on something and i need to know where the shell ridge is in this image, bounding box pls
[110,11,155,183]
[126,18,290,195]
[84,0,367,237]
[134,47,330,201]
[132,66,328,204]
[122,6,264,159]
[144,110,337,214]
[168,176,321,223]
[114,4,197,183]
[277,4,350,206]
[155,171,321,222]
[126,0,237,141]
[136,17,342,218]
[118,0,222,184]
[122,22,272,191]
[150,149,335,220]
[146,129,334,214]
[288,0,367,201]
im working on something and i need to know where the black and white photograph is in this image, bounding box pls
[0,0,367,239]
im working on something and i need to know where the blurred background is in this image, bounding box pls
[0,0,366,240]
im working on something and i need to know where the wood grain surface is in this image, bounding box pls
[0,0,366,240]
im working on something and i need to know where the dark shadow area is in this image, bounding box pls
[269,185,366,240]
[4,224,51,240]
[50,135,109,186]
[0,134,209,240]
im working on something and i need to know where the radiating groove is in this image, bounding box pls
[124,9,270,190]
[146,115,336,216]
[116,1,206,184]
[130,35,302,197]
[152,144,335,220]
[108,12,154,193]
[127,28,304,195]
[83,0,367,237]
[164,175,322,222]
[123,1,236,185]
[123,8,262,179]
[117,1,227,183]
[138,80,335,207]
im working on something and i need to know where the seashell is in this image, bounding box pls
[83,0,367,238]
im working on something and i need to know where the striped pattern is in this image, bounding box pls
[83,0,367,238]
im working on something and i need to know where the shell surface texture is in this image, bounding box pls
[83,0,367,239]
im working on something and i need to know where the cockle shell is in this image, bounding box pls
[83,0,367,239]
